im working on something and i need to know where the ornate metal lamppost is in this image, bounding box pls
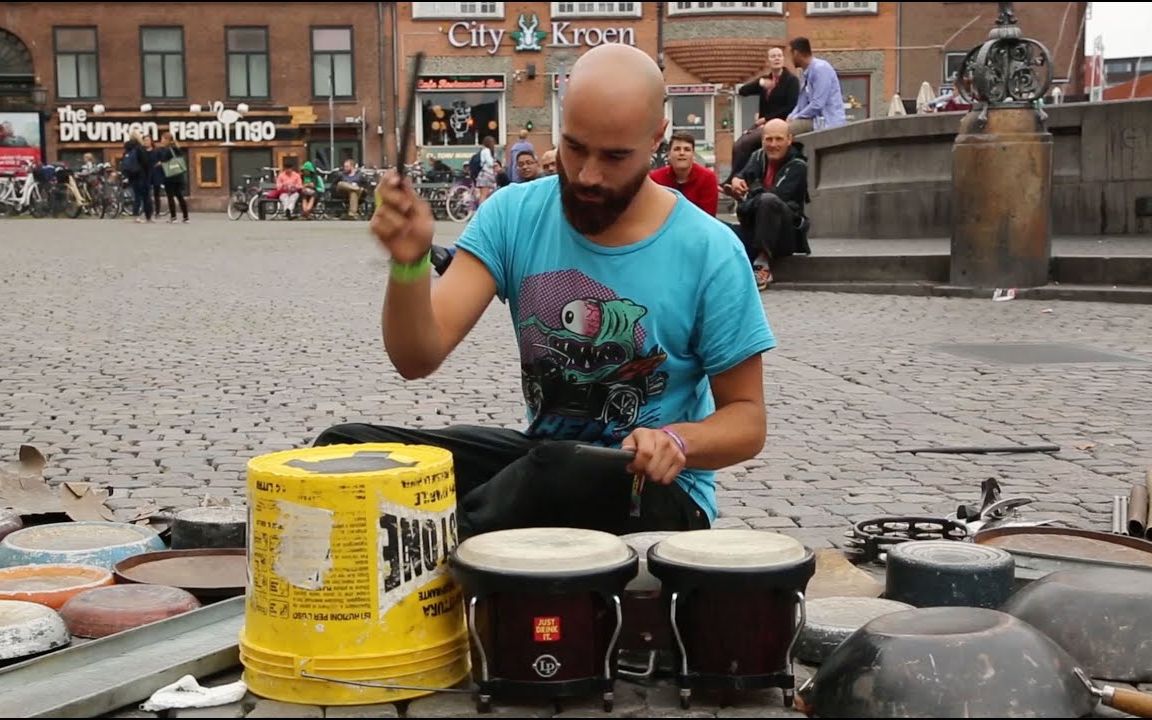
[949,2,1056,290]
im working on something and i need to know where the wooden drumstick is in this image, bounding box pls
[397,52,424,172]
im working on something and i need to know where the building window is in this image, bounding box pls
[412,2,504,18]
[312,27,354,99]
[141,27,184,99]
[276,149,303,171]
[840,74,870,122]
[54,27,99,99]
[417,75,506,161]
[307,141,360,169]
[197,152,221,188]
[59,149,101,169]
[552,2,641,18]
[668,2,782,15]
[943,51,969,83]
[227,27,269,99]
[665,89,715,153]
[669,96,711,144]
[806,2,878,14]
[229,148,273,192]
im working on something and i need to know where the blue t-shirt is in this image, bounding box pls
[455,175,776,521]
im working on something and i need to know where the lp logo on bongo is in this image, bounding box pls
[533,654,562,678]
[533,616,561,642]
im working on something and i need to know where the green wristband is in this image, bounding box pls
[390,250,432,283]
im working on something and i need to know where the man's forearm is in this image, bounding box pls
[790,102,816,120]
[664,400,766,470]
[381,265,444,380]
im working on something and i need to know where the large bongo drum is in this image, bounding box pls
[648,529,815,709]
[450,527,639,713]
[617,531,677,680]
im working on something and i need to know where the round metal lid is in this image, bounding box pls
[0,599,70,660]
[651,529,807,569]
[890,540,1012,567]
[806,596,915,629]
[455,527,632,574]
[59,584,201,639]
[2,522,159,552]
[174,506,247,525]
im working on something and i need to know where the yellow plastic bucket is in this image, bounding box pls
[240,443,469,705]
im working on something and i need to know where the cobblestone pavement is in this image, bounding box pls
[2,216,1150,543]
[4,216,1151,718]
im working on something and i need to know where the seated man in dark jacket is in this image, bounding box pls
[725,46,800,186]
[725,118,811,288]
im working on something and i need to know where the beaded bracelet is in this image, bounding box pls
[661,427,687,455]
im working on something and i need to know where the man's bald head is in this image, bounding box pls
[565,44,667,132]
[761,118,793,162]
[556,44,669,237]
[762,118,790,138]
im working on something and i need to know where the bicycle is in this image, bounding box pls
[444,175,479,223]
[0,162,47,217]
[226,174,262,220]
[248,167,285,221]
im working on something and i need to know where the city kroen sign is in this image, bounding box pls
[448,13,636,55]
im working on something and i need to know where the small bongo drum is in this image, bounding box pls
[450,527,639,713]
[617,531,678,680]
[648,529,815,709]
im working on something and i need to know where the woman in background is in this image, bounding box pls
[155,131,189,223]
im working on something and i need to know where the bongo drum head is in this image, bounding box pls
[652,529,807,568]
[455,527,632,574]
[621,531,678,592]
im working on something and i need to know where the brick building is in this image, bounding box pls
[0,1,1088,206]
[0,2,387,207]
[897,2,1087,101]
[392,1,899,174]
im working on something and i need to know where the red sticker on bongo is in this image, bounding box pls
[533,616,561,642]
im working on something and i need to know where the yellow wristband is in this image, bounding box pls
[389,250,432,283]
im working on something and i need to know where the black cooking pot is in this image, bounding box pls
[798,606,1152,718]
[1001,566,1152,683]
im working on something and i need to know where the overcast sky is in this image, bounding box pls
[1087,2,1152,58]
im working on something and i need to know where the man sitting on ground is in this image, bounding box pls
[725,118,811,289]
[314,43,775,541]
[649,132,718,216]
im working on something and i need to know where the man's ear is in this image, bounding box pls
[652,117,669,151]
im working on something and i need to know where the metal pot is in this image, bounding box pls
[1001,566,1152,683]
[797,606,1152,718]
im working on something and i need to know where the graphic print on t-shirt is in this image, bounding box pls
[516,269,668,443]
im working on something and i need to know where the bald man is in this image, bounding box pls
[318,44,775,540]
[538,148,556,175]
[726,119,811,288]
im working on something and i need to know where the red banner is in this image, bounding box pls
[0,112,43,174]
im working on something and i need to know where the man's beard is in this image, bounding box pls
[556,153,649,236]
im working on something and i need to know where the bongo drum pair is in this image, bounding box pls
[450,527,815,713]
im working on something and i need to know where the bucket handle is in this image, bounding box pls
[298,671,474,695]
[295,653,474,695]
